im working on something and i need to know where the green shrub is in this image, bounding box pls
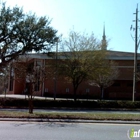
[0,98,140,109]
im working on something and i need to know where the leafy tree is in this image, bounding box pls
[59,31,100,101]
[88,52,119,100]
[0,3,58,69]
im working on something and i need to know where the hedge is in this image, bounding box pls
[0,98,140,109]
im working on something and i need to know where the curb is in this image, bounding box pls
[0,118,140,124]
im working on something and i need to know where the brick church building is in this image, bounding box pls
[7,26,140,100]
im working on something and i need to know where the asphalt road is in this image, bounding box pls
[0,121,140,140]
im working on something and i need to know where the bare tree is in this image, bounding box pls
[12,56,45,114]
[89,58,119,100]
[58,31,101,101]
[0,65,10,98]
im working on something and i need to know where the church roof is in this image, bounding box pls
[107,50,140,60]
[19,50,139,60]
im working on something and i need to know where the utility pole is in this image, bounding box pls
[132,4,139,102]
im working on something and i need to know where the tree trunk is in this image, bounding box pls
[100,86,104,100]
[29,96,33,114]
[73,87,78,102]
[28,84,33,114]
[4,86,6,99]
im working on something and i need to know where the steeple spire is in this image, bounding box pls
[103,23,106,40]
[101,23,107,50]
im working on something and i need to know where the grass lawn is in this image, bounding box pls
[0,111,140,121]
[0,97,140,121]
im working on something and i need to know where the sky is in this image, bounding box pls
[4,0,140,52]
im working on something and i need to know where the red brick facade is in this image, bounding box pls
[7,51,140,100]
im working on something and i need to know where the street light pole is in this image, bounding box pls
[54,41,58,100]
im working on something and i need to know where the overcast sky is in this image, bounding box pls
[4,0,140,52]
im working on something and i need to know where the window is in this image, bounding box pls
[34,60,41,91]
[86,88,90,93]
[34,80,40,91]
[27,62,34,73]
[36,60,42,67]
[66,88,69,93]
[45,88,48,92]
[9,76,13,91]
[9,67,14,91]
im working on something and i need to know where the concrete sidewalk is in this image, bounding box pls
[0,108,140,114]
[0,94,46,100]
[0,94,74,101]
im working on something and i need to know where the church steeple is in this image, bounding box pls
[101,23,107,50]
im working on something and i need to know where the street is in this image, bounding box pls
[0,121,140,140]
